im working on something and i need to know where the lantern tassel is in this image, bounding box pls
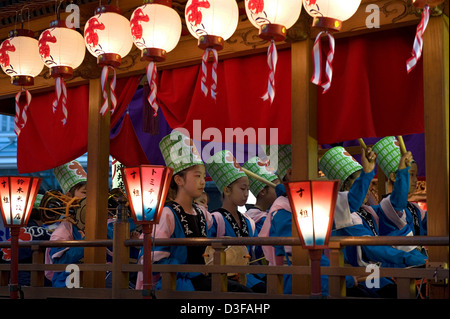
[100,65,118,117]
[406,5,430,73]
[262,40,278,104]
[201,48,218,100]
[14,87,32,137]
[146,62,159,117]
[53,77,68,125]
[311,31,335,93]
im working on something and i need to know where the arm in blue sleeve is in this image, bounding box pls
[390,167,410,211]
[269,209,292,256]
[50,246,84,264]
[348,169,375,212]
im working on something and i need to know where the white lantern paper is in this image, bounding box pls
[245,0,302,41]
[185,0,239,100]
[185,0,239,50]
[84,5,133,67]
[39,21,86,78]
[131,1,182,117]
[303,0,361,31]
[131,2,181,61]
[84,5,133,117]
[0,30,44,86]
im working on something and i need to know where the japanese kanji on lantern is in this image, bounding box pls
[39,20,86,125]
[84,4,133,117]
[131,0,182,117]
[245,0,302,103]
[121,165,174,224]
[185,0,239,100]
[303,0,361,93]
[0,29,44,136]
[0,176,42,227]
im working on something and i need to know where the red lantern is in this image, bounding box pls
[121,165,173,299]
[285,180,339,249]
[0,176,41,299]
[284,179,339,297]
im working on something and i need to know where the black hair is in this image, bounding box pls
[67,181,87,197]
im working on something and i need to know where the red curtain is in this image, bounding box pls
[316,27,424,144]
[17,75,142,173]
[157,49,292,145]
[157,26,424,146]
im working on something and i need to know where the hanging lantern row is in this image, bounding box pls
[1,0,435,126]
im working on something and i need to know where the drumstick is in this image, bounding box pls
[358,138,367,150]
[396,136,407,155]
[241,167,277,188]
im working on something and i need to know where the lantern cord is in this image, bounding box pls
[311,31,335,94]
[406,5,430,73]
[53,77,68,125]
[14,87,32,137]
[146,62,159,117]
[100,65,117,117]
[200,47,218,100]
[262,40,278,104]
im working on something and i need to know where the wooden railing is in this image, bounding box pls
[0,234,448,299]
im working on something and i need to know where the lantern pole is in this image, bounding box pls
[309,248,323,298]
[142,223,154,299]
[9,226,21,299]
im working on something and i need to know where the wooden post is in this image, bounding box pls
[291,38,318,295]
[111,203,130,298]
[422,14,449,298]
[83,78,110,288]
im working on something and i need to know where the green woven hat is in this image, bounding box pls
[372,136,401,177]
[53,160,87,194]
[261,144,291,180]
[319,146,362,182]
[205,150,247,193]
[33,194,44,209]
[242,156,278,197]
[159,130,203,174]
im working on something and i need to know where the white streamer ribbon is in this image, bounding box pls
[53,77,68,125]
[100,65,117,116]
[311,31,335,93]
[14,87,32,137]
[262,40,278,104]
[146,62,159,117]
[201,48,218,100]
[406,5,430,73]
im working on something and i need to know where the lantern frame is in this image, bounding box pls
[284,179,339,249]
[0,176,42,228]
[121,165,173,225]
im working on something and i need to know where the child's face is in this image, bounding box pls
[408,162,418,194]
[226,176,250,207]
[183,165,206,199]
[195,192,208,208]
[73,184,87,199]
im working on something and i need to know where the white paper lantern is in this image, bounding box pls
[84,5,133,67]
[0,29,44,86]
[130,1,182,61]
[303,0,361,31]
[38,20,86,78]
[245,0,303,41]
[185,0,239,50]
